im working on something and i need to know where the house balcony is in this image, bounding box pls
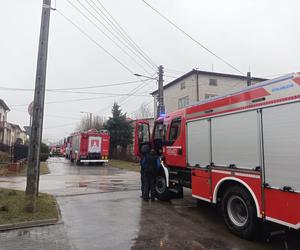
[0,121,8,130]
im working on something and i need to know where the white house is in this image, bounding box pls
[0,99,11,145]
[0,99,28,146]
[151,69,267,115]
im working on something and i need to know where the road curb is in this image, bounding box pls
[0,218,61,232]
[0,196,63,232]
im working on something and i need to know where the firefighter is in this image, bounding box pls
[140,144,150,198]
[143,149,160,201]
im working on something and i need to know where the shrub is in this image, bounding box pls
[40,153,49,162]
[0,151,10,162]
[41,143,49,154]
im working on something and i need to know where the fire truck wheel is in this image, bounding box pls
[221,185,258,240]
[155,175,171,201]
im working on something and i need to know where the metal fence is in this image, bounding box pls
[0,143,28,163]
[13,144,28,162]
[0,143,11,153]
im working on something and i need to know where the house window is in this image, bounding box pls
[180,82,186,90]
[209,78,218,86]
[205,93,218,99]
[178,96,189,109]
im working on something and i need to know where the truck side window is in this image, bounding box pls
[169,118,182,142]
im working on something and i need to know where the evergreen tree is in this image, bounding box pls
[106,103,133,154]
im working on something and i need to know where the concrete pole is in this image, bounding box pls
[196,70,199,102]
[26,0,52,211]
[247,72,252,86]
[90,113,93,129]
[157,65,165,117]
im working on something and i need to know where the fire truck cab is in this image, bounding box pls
[134,73,300,239]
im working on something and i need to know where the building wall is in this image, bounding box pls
[198,74,262,101]
[18,131,28,144]
[0,106,7,122]
[8,125,27,145]
[0,105,8,145]
[154,72,264,114]
[154,74,198,115]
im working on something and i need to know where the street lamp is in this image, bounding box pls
[134,73,157,80]
[80,111,93,129]
[134,65,165,118]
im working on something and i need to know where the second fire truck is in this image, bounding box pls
[70,129,110,165]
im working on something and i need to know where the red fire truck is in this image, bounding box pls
[134,73,300,239]
[70,129,110,165]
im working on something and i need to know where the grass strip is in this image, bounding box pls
[0,188,58,225]
[1,162,50,177]
[109,159,140,172]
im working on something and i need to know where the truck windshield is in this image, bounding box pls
[153,122,165,154]
[154,122,165,140]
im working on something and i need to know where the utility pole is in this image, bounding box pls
[26,0,52,212]
[157,65,165,117]
[196,70,199,102]
[247,71,252,86]
[89,113,93,128]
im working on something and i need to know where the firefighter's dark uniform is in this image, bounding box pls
[140,144,150,197]
[140,156,146,197]
[143,150,160,201]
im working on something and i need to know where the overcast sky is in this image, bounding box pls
[0,0,299,142]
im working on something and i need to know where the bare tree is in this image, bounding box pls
[132,102,154,119]
[76,115,107,131]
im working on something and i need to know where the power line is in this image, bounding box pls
[141,0,244,75]
[95,83,150,113]
[0,79,143,91]
[119,81,152,106]
[56,9,135,74]
[49,79,141,90]
[90,0,157,69]
[66,0,153,75]
[47,90,149,95]
[10,93,149,107]
[0,86,150,96]
[95,77,155,113]
[119,74,156,103]
[44,122,76,129]
[12,109,82,121]
[118,72,158,106]
[84,0,156,71]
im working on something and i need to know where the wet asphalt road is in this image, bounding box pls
[0,158,299,250]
